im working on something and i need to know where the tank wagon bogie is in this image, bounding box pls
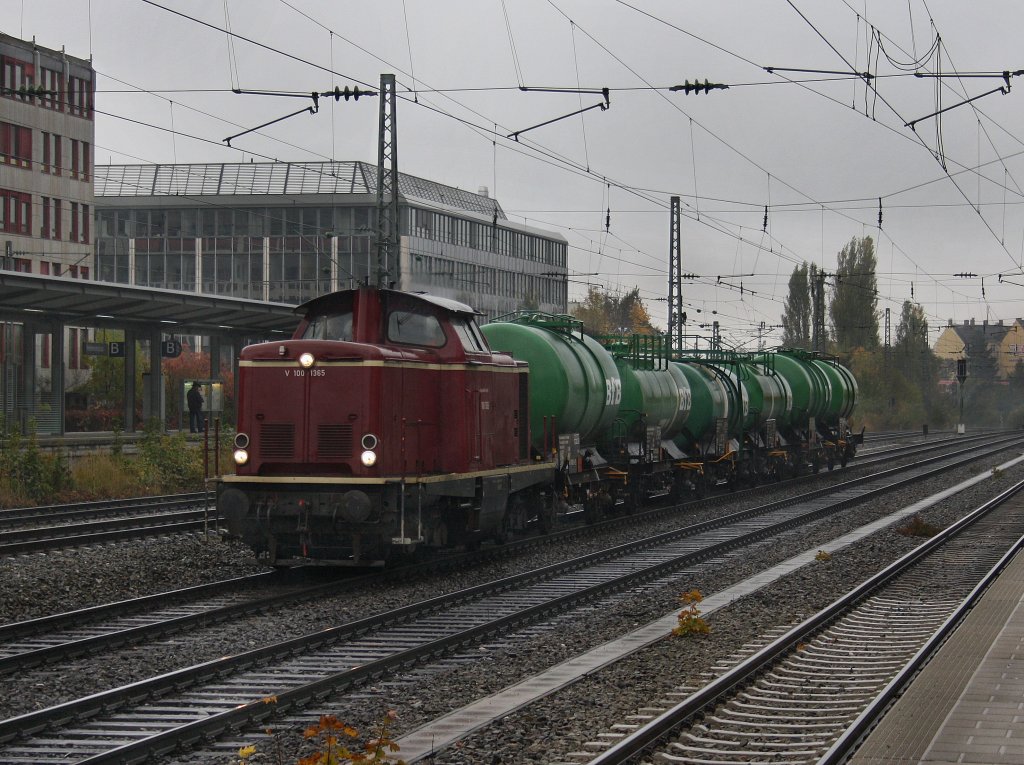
[217,289,862,566]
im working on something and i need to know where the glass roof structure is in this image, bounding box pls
[94,161,507,219]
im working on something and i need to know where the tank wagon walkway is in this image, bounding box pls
[848,522,1024,765]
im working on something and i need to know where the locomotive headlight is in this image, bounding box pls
[233,448,249,466]
[360,450,377,467]
[298,352,315,368]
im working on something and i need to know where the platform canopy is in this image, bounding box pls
[0,271,299,336]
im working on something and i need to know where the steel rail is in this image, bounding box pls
[0,437,1019,764]
[816,484,1024,765]
[0,516,209,556]
[0,435,985,677]
[586,477,1024,765]
[0,491,208,526]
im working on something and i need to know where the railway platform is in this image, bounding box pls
[848,503,1024,765]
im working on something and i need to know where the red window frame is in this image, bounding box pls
[0,189,31,235]
[0,121,31,168]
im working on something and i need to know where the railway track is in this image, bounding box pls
[0,433,1004,680]
[585,476,1024,765]
[0,492,214,556]
[0,492,209,528]
[0,436,1019,764]
[0,434,972,559]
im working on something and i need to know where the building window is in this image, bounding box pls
[0,189,31,235]
[70,202,79,242]
[13,258,31,272]
[0,121,31,168]
[52,198,61,240]
[41,335,51,370]
[67,74,93,119]
[41,196,50,238]
[1,56,34,101]
[80,265,89,280]
[41,132,61,175]
[81,203,90,243]
[71,139,79,178]
[39,66,63,110]
[81,141,90,181]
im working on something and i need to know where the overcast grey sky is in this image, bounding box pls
[6,0,1024,347]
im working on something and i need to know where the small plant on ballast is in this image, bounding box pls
[672,589,710,637]
[896,514,941,538]
[297,710,404,765]
[236,705,404,764]
[815,550,832,562]
[992,466,1004,479]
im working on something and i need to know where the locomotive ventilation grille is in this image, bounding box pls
[259,423,295,459]
[317,423,354,458]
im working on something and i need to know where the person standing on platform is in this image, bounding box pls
[187,382,204,433]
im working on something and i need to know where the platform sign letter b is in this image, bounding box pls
[108,341,124,357]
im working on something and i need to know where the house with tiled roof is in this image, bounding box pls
[933,317,1024,380]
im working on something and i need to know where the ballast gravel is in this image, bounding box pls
[0,441,1021,765]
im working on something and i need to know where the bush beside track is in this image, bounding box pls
[0,419,230,507]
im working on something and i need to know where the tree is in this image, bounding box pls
[829,236,879,351]
[571,286,658,336]
[780,263,811,348]
[894,301,931,383]
[892,301,944,427]
[572,287,613,335]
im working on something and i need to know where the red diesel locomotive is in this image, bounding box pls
[217,287,553,565]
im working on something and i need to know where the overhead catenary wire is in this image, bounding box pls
[114,0,1022,332]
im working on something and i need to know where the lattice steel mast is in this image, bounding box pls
[375,73,400,288]
[667,195,684,353]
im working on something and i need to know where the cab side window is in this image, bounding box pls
[388,309,446,347]
[452,316,488,353]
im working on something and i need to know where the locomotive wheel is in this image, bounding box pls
[625,486,641,514]
[537,499,557,534]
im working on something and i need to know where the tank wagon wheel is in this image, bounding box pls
[791,456,803,478]
[694,471,711,498]
[748,454,763,487]
[812,455,821,474]
[840,447,851,468]
[624,481,643,515]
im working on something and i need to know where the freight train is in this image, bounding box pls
[217,287,861,566]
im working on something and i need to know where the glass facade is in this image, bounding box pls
[94,162,568,317]
[96,202,568,315]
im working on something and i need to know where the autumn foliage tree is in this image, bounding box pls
[572,286,658,336]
